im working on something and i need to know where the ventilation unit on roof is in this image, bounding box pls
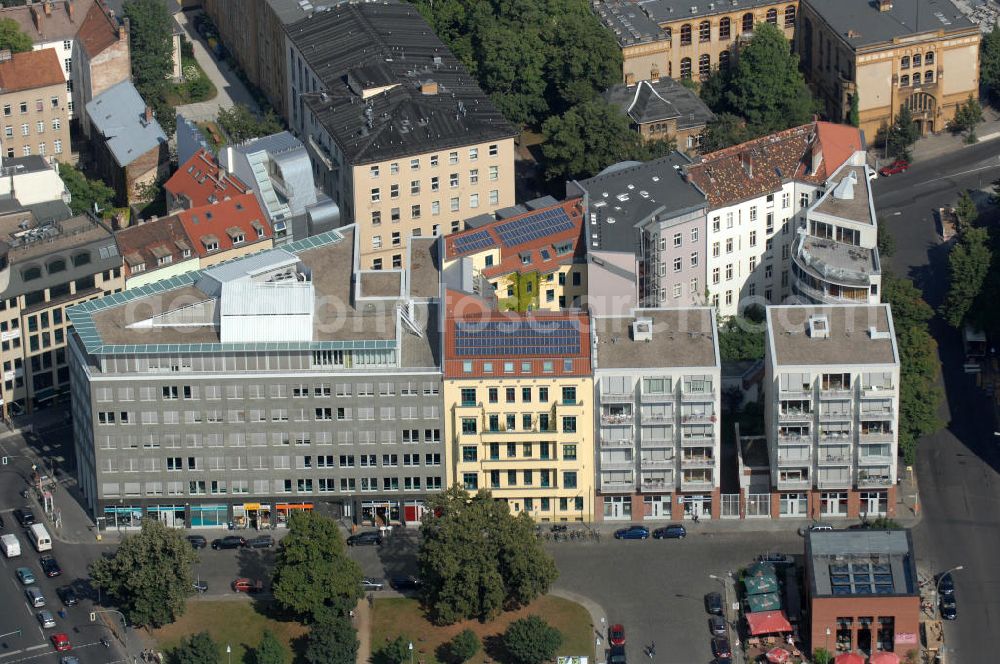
[808,314,830,339]
[869,327,891,340]
[631,318,653,342]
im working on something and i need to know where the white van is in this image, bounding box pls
[1,533,20,557]
[28,523,52,552]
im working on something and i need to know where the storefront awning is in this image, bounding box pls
[868,653,900,664]
[746,592,782,613]
[834,654,864,664]
[276,503,314,510]
[745,610,793,635]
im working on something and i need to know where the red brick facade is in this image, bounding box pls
[808,595,920,658]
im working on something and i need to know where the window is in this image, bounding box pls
[749,230,757,247]
[913,53,921,67]
[410,158,420,170]
[719,16,731,40]
[431,176,440,191]
[725,264,733,280]
[390,162,399,175]
[698,54,710,80]
[766,8,777,24]
[564,471,577,489]
[726,212,734,228]
[719,49,730,69]
[410,180,420,195]
[470,193,479,209]
[489,143,498,156]
[784,5,796,27]
[489,189,499,206]
[372,235,382,249]
[673,232,682,248]
[36,121,44,133]
[782,191,790,209]
[3,126,9,137]
[390,183,399,198]
[411,204,421,219]
[489,165,499,181]
[900,55,910,69]
[690,252,698,267]
[63,58,71,73]
[925,51,934,65]
[742,12,753,32]
[712,267,720,284]
[2,105,8,116]
[680,23,692,45]
[712,241,720,257]
[925,70,934,83]
[912,72,921,86]
[469,147,478,160]
[712,216,720,232]
[673,283,682,299]
[20,123,28,136]
[371,188,380,202]
[900,75,909,87]
[54,138,64,155]
[449,172,459,188]
[19,102,26,114]
[449,151,459,164]
[672,257,681,272]
[699,20,710,42]
[450,197,459,212]
[691,228,699,242]
[370,165,380,178]
[680,57,692,79]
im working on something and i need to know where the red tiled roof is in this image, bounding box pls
[175,193,271,257]
[444,199,586,279]
[685,121,862,209]
[443,289,591,378]
[0,49,64,93]
[114,215,194,280]
[165,149,251,209]
[77,1,120,58]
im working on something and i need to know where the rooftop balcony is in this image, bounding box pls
[778,408,813,422]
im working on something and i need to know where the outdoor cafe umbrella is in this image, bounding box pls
[746,561,777,577]
[746,610,793,636]
[743,572,779,595]
[746,592,782,613]
[766,647,790,664]
[868,653,901,664]
[834,653,864,664]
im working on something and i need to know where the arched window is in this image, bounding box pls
[784,5,796,27]
[72,252,91,267]
[766,8,777,24]
[680,57,692,79]
[22,265,41,281]
[664,27,672,42]
[699,54,711,80]
[912,53,921,67]
[912,72,921,86]
[900,55,910,69]
[719,50,731,69]
[719,17,731,40]
[699,20,711,43]
[925,70,934,83]
[680,23,692,46]
[925,51,934,65]
[900,75,909,87]
[47,258,66,274]
[742,12,754,33]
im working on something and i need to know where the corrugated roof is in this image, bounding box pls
[85,80,167,168]
[220,280,314,316]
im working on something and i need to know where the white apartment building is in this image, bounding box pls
[685,122,863,317]
[764,304,900,520]
[592,308,722,521]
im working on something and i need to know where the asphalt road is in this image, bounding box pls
[873,138,1000,664]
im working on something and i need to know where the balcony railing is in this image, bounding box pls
[776,476,811,489]
[641,435,675,448]
[778,434,813,445]
[641,412,674,424]
[601,392,635,403]
[680,477,714,490]
[859,408,894,420]
[680,434,714,446]
[819,387,853,399]
[601,458,635,471]
[640,457,675,468]
[816,453,851,466]
[861,385,896,397]
[640,391,675,403]
[601,413,634,426]
[858,453,893,466]
[778,453,812,467]
[857,475,893,488]
[600,437,634,448]
[681,456,715,468]
[819,410,852,422]
[779,388,813,399]
[816,476,852,489]
[680,413,715,424]
[680,389,715,402]
[640,477,674,492]
[779,409,813,421]
[600,478,636,493]
[859,431,893,442]
[818,432,853,445]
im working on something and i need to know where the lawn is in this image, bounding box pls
[371,596,595,664]
[166,55,218,106]
[150,601,307,663]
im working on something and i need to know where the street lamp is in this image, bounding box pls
[935,565,964,618]
[227,644,232,664]
[825,627,831,652]
[408,641,414,664]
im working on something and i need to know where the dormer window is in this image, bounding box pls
[201,235,219,252]
[158,255,173,266]
[251,220,265,239]
[132,262,146,273]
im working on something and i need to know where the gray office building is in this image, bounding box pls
[68,226,444,531]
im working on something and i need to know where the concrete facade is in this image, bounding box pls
[0,50,71,162]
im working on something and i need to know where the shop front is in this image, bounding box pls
[275,502,314,527]
[403,500,426,524]
[361,500,400,526]
[233,503,273,529]
[146,505,186,528]
[190,504,228,528]
[101,505,144,530]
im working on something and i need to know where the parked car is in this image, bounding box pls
[59,657,79,664]
[940,596,957,620]
[56,586,78,606]
[797,523,833,536]
[346,531,383,546]
[50,633,71,651]
[704,592,723,616]
[708,615,727,637]
[608,645,626,664]
[389,574,421,591]
[192,580,208,593]
[14,508,34,527]
[758,553,793,567]
[232,577,263,593]
[245,535,274,549]
[37,610,56,629]
[16,566,36,585]
[211,536,246,550]
[613,525,649,540]
[879,159,909,177]
[186,535,207,550]
[937,573,956,597]
[361,577,385,591]
[26,586,45,607]
[39,555,62,577]
[711,636,732,659]
[652,524,687,540]
[608,624,625,646]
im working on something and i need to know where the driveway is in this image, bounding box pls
[173,10,260,122]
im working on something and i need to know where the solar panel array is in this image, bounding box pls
[454,319,580,356]
[495,207,574,247]
[828,562,895,596]
[451,230,494,255]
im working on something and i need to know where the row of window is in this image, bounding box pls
[462,442,578,462]
[658,278,700,302]
[899,52,934,69]
[673,7,795,46]
[97,429,444,449]
[6,141,63,159]
[898,71,935,87]
[106,453,444,473]
[460,415,578,434]
[96,382,442,402]
[2,97,61,116]
[370,167,501,201]
[97,405,441,425]
[4,118,62,137]
[103,476,445,498]
[21,252,91,282]
[459,385,576,406]
[458,358,578,375]
[369,191,501,233]
[462,470,579,491]
[369,145,501,177]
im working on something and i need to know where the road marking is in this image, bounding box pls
[923,163,1000,185]
[21,647,44,653]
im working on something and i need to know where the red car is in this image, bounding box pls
[232,577,263,593]
[878,159,909,176]
[50,633,71,652]
[608,624,626,647]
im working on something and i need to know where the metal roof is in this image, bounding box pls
[85,81,168,168]
[805,0,977,48]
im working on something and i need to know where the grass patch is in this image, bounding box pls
[149,601,307,663]
[166,55,218,105]
[371,596,595,664]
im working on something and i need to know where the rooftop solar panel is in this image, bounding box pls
[494,207,574,247]
[453,319,581,357]
[451,230,495,255]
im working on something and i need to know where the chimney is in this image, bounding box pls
[66,0,73,20]
[741,151,753,178]
[144,106,153,124]
[878,0,892,11]
[31,5,43,32]
[420,80,438,95]
[44,2,53,17]
[0,50,12,63]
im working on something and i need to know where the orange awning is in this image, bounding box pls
[276,503,314,510]
[835,654,864,664]
[745,610,793,635]
[868,653,901,664]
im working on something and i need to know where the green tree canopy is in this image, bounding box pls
[950,95,983,142]
[981,25,1000,101]
[271,511,363,623]
[698,113,753,152]
[124,0,173,101]
[0,18,33,53]
[718,316,766,362]
[419,486,558,624]
[877,221,895,258]
[59,163,115,216]
[881,106,920,161]
[217,104,283,143]
[941,225,992,328]
[448,629,481,663]
[89,519,198,628]
[381,636,412,664]
[955,191,978,229]
[174,631,219,664]
[252,630,287,664]
[503,616,563,664]
[303,615,358,664]
[849,93,860,128]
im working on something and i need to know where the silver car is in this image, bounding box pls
[25,586,45,607]
[36,610,55,629]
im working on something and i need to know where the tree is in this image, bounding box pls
[448,629,481,663]
[540,98,647,182]
[955,190,978,234]
[174,632,219,664]
[303,615,358,664]
[941,225,991,328]
[88,518,198,628]
[252,630,287,664]
[812,648,833,664]
[503,616,563,664]
[724,22,816,133]
[381,636,412,664]
[877,221,895,258]
[123,0,174,104]
[271,510,363,623]
[0,18,32,53]
[718,316,765,362]
[882,107,920,161]
[950,95,983,143]
[981,25,1000,101]
[848,93,860,128]
[216,104,283,143]
[59,163,115,216]
[698,113,753,152]
[419,486,558,624]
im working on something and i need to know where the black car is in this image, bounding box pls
[14,508,34,527]
[56,586,78,607]
[39,556,62,578]
[211,536,246,550]
[940,596,957,620]
[758,552,793,567]
[937,573,956,597]
[704,592,723,616]
[186,535,207,549]
[652,524,686,539]
[711,637,732,659]
[608,645,626,664]
[346,531,383,546]
[245,535,274,549]
[389,574,421,591]
[708,615,726,637]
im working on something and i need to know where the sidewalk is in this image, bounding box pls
[548,588,608,664]
[355,596,372,664]
[907,105,1000,163]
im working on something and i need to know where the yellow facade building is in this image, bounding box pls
[443,293,595,522]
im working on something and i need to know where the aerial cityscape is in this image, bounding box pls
[0,0,997,663]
